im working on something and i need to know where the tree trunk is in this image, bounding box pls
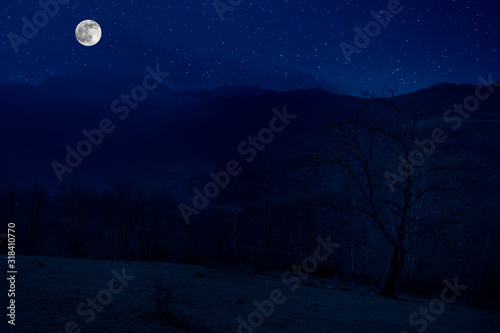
[379,246,406,298]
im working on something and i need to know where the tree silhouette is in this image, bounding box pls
[307,88,477,298]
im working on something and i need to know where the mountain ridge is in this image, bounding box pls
[0,69,499,189]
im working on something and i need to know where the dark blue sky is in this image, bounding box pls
[1,0,498,95]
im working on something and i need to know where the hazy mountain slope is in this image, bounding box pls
[0,70,499,191]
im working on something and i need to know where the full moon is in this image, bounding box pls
[75,20,102,46]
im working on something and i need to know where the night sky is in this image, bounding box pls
[1,0,498,95]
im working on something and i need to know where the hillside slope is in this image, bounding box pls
[2,256,499,332]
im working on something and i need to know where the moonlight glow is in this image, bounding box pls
[75,20,102,47]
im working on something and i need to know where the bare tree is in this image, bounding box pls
[58,185,93,257]
[0,186,20,247]
[228,179,242,266]
[25,183,46,255]
[307,88,477,298]
[0,187,20,220]
[258,175,273,268]
[104,179,134,258]
[134,185,169,260]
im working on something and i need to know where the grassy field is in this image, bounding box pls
[1,256,498,332]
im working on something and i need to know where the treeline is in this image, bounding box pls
[1,92,499,309]
[0,168,498,310]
